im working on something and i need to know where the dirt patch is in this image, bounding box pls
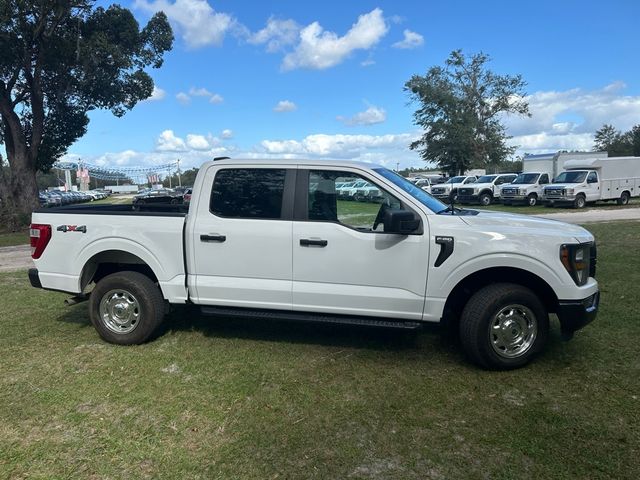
[0,245,33,272]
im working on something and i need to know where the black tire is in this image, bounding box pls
[89,271,165,345]
[527,193,538,206]
[617,191,630,205]
[459,283,549,370]
[479,193,492,206]
[574,194,586,209]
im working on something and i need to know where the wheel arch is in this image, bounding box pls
[441,266,559,328]
[80,249,160,292]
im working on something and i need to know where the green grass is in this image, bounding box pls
[1,222,639,478]
[0,230,29,247]
[476,197,639,215]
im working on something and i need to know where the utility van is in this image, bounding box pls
[543,156,640,208]
[430,175,477,202]
[29,159,599,369]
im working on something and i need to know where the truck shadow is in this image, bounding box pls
[55,303,464,360]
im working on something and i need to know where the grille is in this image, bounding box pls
[590,242,597,278]
[458,188,474,195]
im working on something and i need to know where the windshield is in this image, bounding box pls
[512,173,540,184]
[446,176,465,184]
[374,168,447,213]
[554,171,587,184]
[476,175,497,183]
[353,181,366,188]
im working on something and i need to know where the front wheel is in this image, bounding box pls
[527,193,538,206]
[459,283,549,369]
[574,194,586,209]
[89,271,165,345]
[479,193,492,206]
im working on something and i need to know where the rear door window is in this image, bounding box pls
[210,168,287,219]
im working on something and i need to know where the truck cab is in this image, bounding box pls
[500,172,551,206]
[457,173,518,206]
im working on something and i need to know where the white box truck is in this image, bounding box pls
[500,152,606,207]
[543,156,640,208]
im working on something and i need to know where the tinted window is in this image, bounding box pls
[587,171,598,183]
[539,174,549,184]
[211,168,286,219]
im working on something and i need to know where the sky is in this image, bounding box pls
[63,0,640,173]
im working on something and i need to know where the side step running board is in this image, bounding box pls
[200,306,423,330]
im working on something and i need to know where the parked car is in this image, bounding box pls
[183,188,193,205]
[133,188,183,205]
[29,158,599,370]
[413,178,432,193]
[457,174,518,206]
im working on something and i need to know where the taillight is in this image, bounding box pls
[30,224,52,259]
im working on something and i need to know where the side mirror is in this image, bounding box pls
[384,209,420,234]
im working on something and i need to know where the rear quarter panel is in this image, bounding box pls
[32,212,187,302]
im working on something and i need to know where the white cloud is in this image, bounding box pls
[176,92,190,105]
[221,129,233,139]
[273,100,297,112]
[503,82,640,155]
[338,105,386,126]
[134,0,235,48]
[282,8,388,71]
[209,93,224,104]
[145,86,166,101]
[156,130,188,151]
[248,17,300,52]
[260,132,415,157]
[361,58,376,67]
[392,29,424,49]
[189,87,212,97]
[186,134,210,150]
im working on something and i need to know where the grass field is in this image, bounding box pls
[0,230,29,248]
[1,221,639,478]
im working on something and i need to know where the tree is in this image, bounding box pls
[0,1,173,226]
[405,50,530,175]
[593,124,629,156]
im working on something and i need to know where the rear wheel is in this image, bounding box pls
[617,191,630,205]
[459,283,549,369]
[479,193,492,206]
[89,271,165,345]
[574,194,586,209]
[527,193,538,206]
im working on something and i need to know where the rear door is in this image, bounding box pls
[291,167,429,320]
[188,165,295,310]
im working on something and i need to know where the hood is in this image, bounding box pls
[460,210,593,241]
[463,182,493,189]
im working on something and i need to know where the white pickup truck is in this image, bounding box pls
[29,159,599,369]
[500,172,551,206]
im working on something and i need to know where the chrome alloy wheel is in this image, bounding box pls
[489,304,537,358]
[99,289,141,334]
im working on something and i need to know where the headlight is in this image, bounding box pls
[560,243,592,286]
[565,188,575,195]
[473,187,479,194]
[518,189,526,195]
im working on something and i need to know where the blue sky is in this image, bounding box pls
[67,0,640,171]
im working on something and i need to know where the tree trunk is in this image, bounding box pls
[0,149,39,230]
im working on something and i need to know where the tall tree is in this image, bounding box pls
[405,50,530,175]
[0,1,173,226]
[593,124,628,155]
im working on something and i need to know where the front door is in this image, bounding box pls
[292,168,429,320]
[585,171,600,201]
[188,166,294,310]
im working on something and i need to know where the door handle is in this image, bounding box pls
[300,238,328,247]
[200,234,226,242]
